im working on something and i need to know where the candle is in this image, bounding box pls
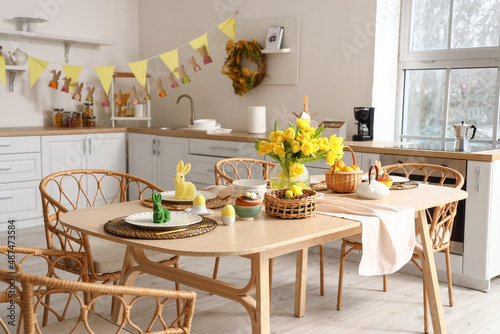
[248,106,266,134]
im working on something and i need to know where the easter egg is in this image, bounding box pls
[222,204,235,217]
[193,195,205,207]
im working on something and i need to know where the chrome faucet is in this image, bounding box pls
[176,94,195,125]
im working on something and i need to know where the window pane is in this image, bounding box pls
[451,0,500,48]
[411,0,450,50]
[403,70,447,136]
[447,68,497,139]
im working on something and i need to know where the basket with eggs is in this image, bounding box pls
[325,146,363,193]
[265,185,318,219]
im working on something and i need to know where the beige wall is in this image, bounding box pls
[0,0,139,127]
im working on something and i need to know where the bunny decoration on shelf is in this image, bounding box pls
[130,86,140,105]
[167,72,179,88]
[153,78,167,97]
[152,192,170,224]
[61,77,71,93]
[85,86,95,103]
[175,65,190,84]
[197,45,212,64]
[188,56,202,72]
[174,160,197,200]
[48,70,61,89]
[72,82,84,101]
[100,89,110,107]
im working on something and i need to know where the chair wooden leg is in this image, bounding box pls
[174,261,182,324]
[423,278,429,334]
[42,294,50,326]
[337,241,347,310]
[213,257,220,279]
[445,248,454,307]
[320,244,325,296]
[383,274,387,292]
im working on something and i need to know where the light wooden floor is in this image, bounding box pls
[5,224,500,333]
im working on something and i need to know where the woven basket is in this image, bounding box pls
[325,146,363,193]
[264,189,318,219]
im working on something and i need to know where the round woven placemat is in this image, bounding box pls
[141,196,230,211]
[391,181,419,190]
[104,216,218,240]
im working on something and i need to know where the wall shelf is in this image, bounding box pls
[236,18,300,85]
[0,29,113,63]
[5,65,28,93]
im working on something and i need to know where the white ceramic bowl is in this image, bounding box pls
[232,179,268,201]
[190,119,217,129]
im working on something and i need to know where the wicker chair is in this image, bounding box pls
[0,245,196,334]
[39,170,180,287]
[213,158,326,296]
[336,163,464,333]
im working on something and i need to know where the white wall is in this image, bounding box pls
[137,0,398,140]
[0,0,139,127]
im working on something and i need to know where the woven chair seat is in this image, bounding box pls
[54,236,175,274]
[41,313,134,333]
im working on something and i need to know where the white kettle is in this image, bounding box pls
[356,166,390,200]
[8,49,28,66]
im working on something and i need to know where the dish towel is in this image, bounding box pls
[317,198,415,276]
[202,185,233,199]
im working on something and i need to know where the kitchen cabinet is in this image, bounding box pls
[0,136,42,231]
[128,133,188,192]
[188,138,260,189]
[41,133,126,207]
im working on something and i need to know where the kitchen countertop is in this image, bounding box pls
[1,126,500,161]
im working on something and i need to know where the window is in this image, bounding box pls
[399,0,500,148]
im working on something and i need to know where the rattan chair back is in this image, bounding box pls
[214,158,276,186]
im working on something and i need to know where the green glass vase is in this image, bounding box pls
[269,163,310,190]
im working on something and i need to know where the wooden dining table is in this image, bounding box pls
[60,184,467,334]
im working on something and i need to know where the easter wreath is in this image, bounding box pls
[222,39,267,96]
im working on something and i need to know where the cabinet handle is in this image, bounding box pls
[152,139,157,155]
[157,141,160,156]
[0,166,12,171]
[476,167,480,192]
[209,146,239,151]
[82,139,87,155]
[0,142,11,147]
[88,138,92,155]
[0,194,13,200]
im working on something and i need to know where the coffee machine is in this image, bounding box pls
[352,107,374,141]
[454,121,476,151]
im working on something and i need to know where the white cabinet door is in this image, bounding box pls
[157,137,188,191]
[87,133,126,172]
[41,134,86,174]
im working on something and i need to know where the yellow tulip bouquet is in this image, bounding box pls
[255,118,345,189]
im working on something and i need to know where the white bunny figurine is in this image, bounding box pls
[174,160,197,200]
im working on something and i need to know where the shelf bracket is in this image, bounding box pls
[8,71,16,93]
[63,41,75,63]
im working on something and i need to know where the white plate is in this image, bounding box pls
[125,212,202,230]
[185,208,214,216]
[361,175,410,183]
[161,191,217,202]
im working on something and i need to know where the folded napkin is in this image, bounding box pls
[202,185,233,199]
[317,198,415,276]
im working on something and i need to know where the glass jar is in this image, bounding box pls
[118,105,127,117]
[74,112,84,127]
[62,111,75,127]
[269,163,310,190]
[84,102,94,118]
[85,116,96,127]
[53,108,64,127]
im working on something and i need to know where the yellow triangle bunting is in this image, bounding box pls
[218,17,235,40]
[95,66,115,95]
[62,65,83,93]
[128,60,148,87]
[159,49,179,79]
[0,57,5,86]
[189,34,209,53]
[29,57,49,87]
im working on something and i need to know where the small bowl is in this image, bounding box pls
[234,204,262,220]
[232,179,268,201]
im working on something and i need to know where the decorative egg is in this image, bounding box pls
[221,204,236,226]
[193,194,205,207]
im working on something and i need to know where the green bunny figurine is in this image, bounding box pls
[152,192,170,223]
